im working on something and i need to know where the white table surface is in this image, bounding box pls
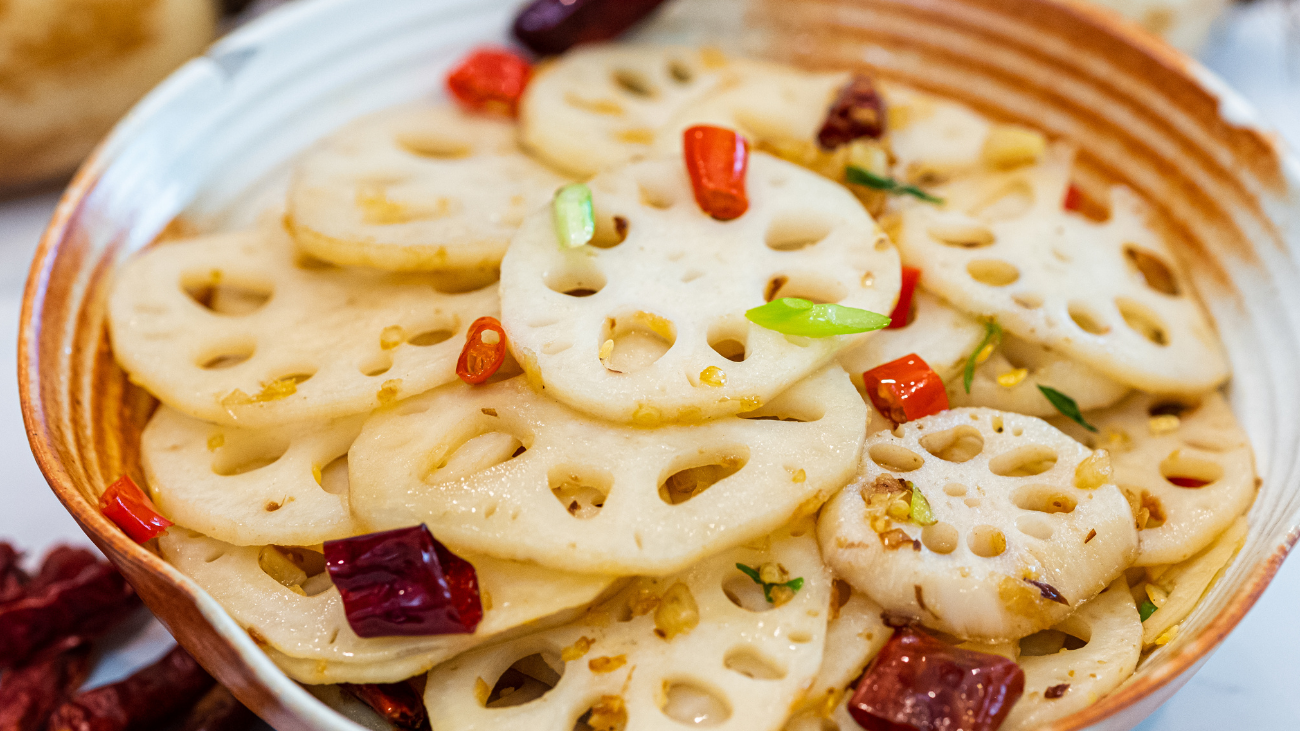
[0,1,1295,727]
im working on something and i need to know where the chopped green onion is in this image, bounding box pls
[1139,599,1157,622]
[735,563,805,604]
[552,183,594,249]
[963,321,1003,393]
[908,483,937,527]
[745,298,890,338]
[845,165,944,204]
[1038,386,1098,432]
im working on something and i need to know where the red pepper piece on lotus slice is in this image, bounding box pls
[0,636,93,731]
[341,682,430,731]
[684,125,750,221]
[513,0,670,56]
[1063,183,1083,212]
[886,267,921,330]
[817,74,886,149]
[446,48,532,117]
[324,525,483,638]
[457,316,509,385]
[47,645,214,731]
[99,475,172,544]
[848,628,1024,731]
[863,353,949,424]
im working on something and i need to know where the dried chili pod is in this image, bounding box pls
[848,628,1024,731]
[0,541,28,604]
[513,0,670,56]
[0,636,93,731]
[180,686,257,731]
[817,74,886,149]
[47,645,215,731]
[341,682,430,731]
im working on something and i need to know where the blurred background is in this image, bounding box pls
[0,0,1296,729]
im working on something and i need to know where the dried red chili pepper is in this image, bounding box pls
[1063,183,1083,212]
[179,686,257,731]
[341,682,430,731]
[1166,476,1211,488]
[862,354,950,424]
[848,628,1024,731]
[446,48,531,117]
[0,636,93,731]
[457,316,509,385]
[513,0,669,56]
[817,74,886,149]
[0,548,139,669]
[324,525,483,638]
[0,542,28,604]
[46,646,215,731]
[98,475,172,544]
[683,125,749,221]
[887,267,921,330]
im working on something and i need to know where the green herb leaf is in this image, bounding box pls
[1038,385,1098,432]
[735,563,762,583]
[735,563,805,604]
[909,485,937,526]
[1139,599,1157,622]
[845,165,944,204]
[746,298,891,338]
[963,321,1003,393]
[552,183,595,249]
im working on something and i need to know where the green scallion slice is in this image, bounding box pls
[909,484,937,527]
[552,183,595,249]
[745,298,890,338]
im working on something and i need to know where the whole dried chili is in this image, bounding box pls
[341,682,430,731]
[886,267,920,330]
[0,636,93,731]
[456,317,509,385]
[683,125,750,221]
[446,48,532,117]
[98,475,172,544]
[46,645,215,731]
[862,354,950,424]
[179,686,257,731]
[817,74,886,149]
[513,0,669,56]
[0,541,27,604]
[0,548,139,669]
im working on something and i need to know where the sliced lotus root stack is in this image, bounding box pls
[819,407,1138,641]
[784,585,891,730]
[1138,515,1247,648]
[143,406,364,547]
[950,333,1129,418]
[894,143,1229,394]
[158,528,615,685]
[500,153,899,425]
[520,45,737,177]
[349,367,863,576]
[837,291,985,388]
[287,104,568,271]
[1000,579,1140,730]
[1054,392,1255,566]
[107,224,498,428]
[423,530,829,731]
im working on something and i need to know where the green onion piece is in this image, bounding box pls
[1038,385,1098,432]
[735,563,805,604]
[963,321,1003,393]
[552,183,595,249]
[745,298,891,338]
[1139,599,1157,622]
[845,165,944,204]
[909,485,937,527]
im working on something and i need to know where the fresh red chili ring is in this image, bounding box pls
[446,48,532,117]
[683,125,749,221]
[887,267,921,330]
[457,317,508,385]
[1063,183,1083,212]
[98,475,172,544]
[863,353,949,424]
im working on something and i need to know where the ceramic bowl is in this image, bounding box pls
[18,0,1300,728]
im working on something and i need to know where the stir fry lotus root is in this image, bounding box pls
[423,530,829,731]
[1055,392,1255,566]
[500,153,899,425]
[784,586,891,730]
[894,144,1229,393]
[107,224,497,428]
[520,45,734,177]
[1139,516,1247,648]
[141,406,364,547]
[159,529,616,684]
[838,291,985,386]
[287,104,567,271]
[349,367,863,575]
[952,334,1129,418]
[819,408,1138,641]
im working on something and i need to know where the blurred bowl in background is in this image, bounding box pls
[1087,0,1233,52]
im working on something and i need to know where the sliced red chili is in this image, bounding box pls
[324,525,483,638]
[341,682,430,731]
[863,354,949,424]
[1166,476,1211,488]
[457,317,508,385]
[513,0,670,56]
[1063,183,1083,212]
[886,267,921,330]
[446,48,531,117]
[98,475,172,544]
[848,628,1024,731]
[683,125,749,221]
[46,646,214,731]
[817,73,886,149]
